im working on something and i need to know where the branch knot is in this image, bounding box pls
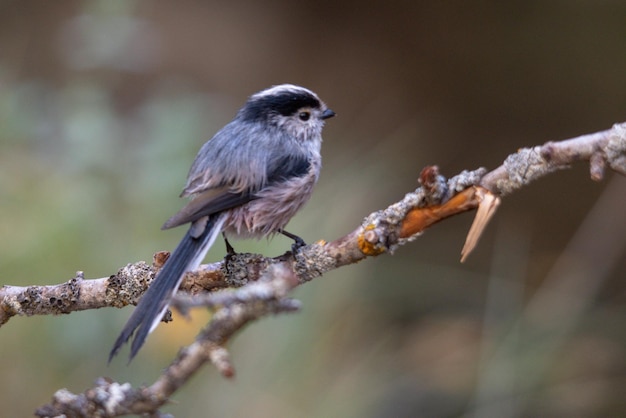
[605,122,626,176]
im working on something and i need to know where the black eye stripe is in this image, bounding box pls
[267,92,320,116]
[241,91,321,122]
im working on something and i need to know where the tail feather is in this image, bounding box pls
[109,214,226,363]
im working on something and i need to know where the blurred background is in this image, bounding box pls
[1,1,626,416]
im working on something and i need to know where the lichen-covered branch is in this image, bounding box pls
[480,122,626,194]
[6,122,626,417]
[36,265,300,418]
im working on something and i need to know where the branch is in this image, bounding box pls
[36,264,299,417]
[480,122,626,194]
[8,121,624,416]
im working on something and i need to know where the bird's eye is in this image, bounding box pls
[298,111,311,121]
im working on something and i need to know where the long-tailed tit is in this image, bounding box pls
[109,84,334,362]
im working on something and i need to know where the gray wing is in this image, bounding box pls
[180,121,272,198]
[163,138,311,231]
[162,187,255,230]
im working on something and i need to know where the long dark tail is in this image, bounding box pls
[109,214,226,363]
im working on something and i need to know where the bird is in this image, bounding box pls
[109,84,335,362]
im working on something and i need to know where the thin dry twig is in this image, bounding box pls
[6,121,624,417]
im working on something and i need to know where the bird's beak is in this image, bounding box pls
[321,108,336,120]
